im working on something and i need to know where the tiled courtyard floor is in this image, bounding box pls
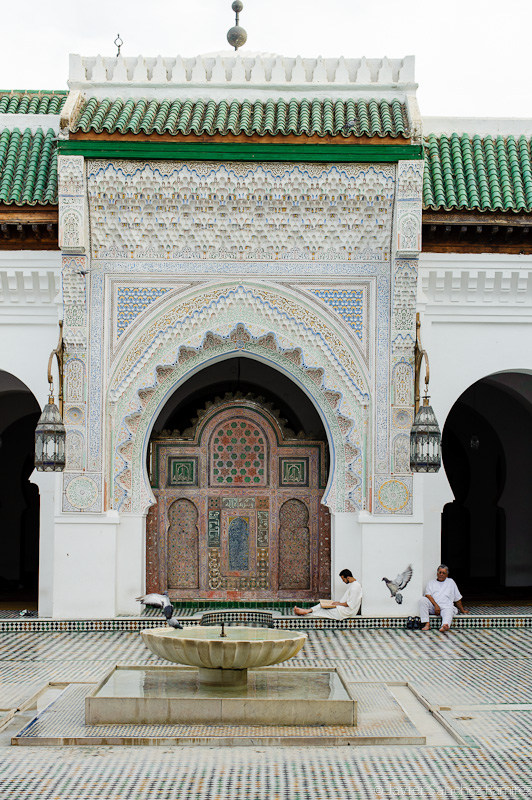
[1,625,531,798]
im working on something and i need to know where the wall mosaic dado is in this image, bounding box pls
[108,281,370,514]
[86,160,396,262]
[147,400,330,600]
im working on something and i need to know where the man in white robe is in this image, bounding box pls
[293,569,362,620]
[419,564,469,632]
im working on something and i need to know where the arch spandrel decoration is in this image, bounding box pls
[108,283,370,514]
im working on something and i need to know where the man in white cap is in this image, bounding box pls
[419,564,469,632]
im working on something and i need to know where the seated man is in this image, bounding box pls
[294,569,362,619]
[419,564,469,632]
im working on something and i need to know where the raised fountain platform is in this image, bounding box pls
[86,665,356,726]
[83,625,356,728]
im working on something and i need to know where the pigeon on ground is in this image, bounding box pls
[167,617,183,629]
[135,591,174,620]
[382,565,413,605]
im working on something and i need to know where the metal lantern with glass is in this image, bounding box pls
[410,314,441,473]
[34,322,66,472]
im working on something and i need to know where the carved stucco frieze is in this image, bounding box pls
[86,160,395,262]
[396,160,423,257]
[58,155,88,254]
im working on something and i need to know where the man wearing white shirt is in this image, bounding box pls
[293,569,362,620]
[419,564,469,632]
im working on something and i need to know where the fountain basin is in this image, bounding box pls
[141,626,306,686]
[85,665,356,726]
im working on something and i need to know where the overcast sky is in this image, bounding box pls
[3,0,530,119]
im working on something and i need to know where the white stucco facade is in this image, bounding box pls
[1,57,531,618]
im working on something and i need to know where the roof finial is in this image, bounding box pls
[114,34,123,57]
[227,1,247,51]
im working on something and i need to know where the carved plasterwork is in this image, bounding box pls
[107,282,370,515]
[396,160,423,257]
[58,156,88,254]
[86,161,395,262]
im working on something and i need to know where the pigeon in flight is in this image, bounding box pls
[382,565,413,604]
[167,617,183,629]
[136,591,174,620]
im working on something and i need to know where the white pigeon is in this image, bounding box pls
[135,591,174,620]
[382,565,413,605]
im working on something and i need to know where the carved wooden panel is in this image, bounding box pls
[167,498,199,589]
[150,398,330,599]
[278,498,310,590]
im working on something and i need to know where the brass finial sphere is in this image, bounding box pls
[227,26,247,49]
[227,0,247,50]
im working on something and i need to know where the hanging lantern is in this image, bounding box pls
[410,313,441,473]
[35,399,66,472]
[35,321,65,472]
[410,396,441,473]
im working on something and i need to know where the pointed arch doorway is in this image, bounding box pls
[442,371,532,598]
[146,361,331,601]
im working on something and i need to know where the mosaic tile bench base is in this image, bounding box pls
[1,611,532,633]
[11,680,425,747]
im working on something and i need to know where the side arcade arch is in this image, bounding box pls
[442,370,532,597]
[0,371,41,606]
[107,282,371,516]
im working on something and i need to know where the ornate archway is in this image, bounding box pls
[107,282,370,514]
[146,396,330,600]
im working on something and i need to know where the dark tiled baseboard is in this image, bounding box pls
[1,613,531,632]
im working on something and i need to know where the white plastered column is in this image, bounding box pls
[52,512,119,618]
[115,514,146,615]
[330,511,362,601]
[31,471,59,618]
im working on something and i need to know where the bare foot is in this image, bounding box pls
[294,606,310,616]
[440,624,450,632]
[421,623,430,632]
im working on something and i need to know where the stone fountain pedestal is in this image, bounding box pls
[85,626,357,727]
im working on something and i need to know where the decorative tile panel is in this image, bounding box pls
[116,286,170,337]
[210,419,267,486]
[167,457,198,487]
[148,398,329,600]
[309,288,365,339]
[279,458,309,487]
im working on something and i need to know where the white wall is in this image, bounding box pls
[418,252,532,589]
[0,252,62,404]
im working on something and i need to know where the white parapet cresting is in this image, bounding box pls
[67,53,417,103]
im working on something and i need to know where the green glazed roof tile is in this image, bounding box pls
[423,133,532,212]
[70,96,411,138]
[0,127,57,205]
[0,91,67,115]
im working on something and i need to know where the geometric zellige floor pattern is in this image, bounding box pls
[1,627,532,798]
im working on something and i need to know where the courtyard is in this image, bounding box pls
[0,614,531,799]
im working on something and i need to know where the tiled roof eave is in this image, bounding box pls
[68,130,412,144]
[70,96,412,140]
[423,204,532,214]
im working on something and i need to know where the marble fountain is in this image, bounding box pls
[86,625,357,727]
